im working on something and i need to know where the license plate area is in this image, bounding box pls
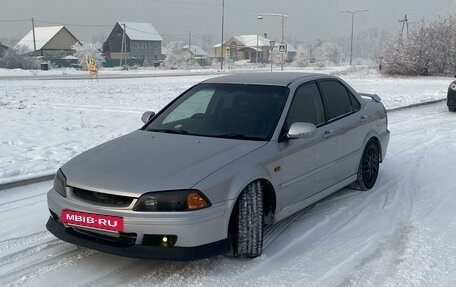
[61,210,124,232]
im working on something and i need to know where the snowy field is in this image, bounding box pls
[0,102,455,286]
[0,67,452,184]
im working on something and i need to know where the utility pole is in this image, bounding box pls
[31,17,36,53]
[399,14,409,43]
[220,0,225,70]
[256,34,259,64]
[120,24,127,67]
[188,30,192,59]
[340,9,367,66]
[280,14,285,70]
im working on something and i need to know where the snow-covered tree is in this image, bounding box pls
[381,15,456,76]
[315,42,343,67]
[0,45,39,69]
[162,41,187,70]
[292,45,309,67]
[71,42,105,70]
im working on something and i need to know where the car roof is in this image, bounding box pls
[201,72,331,86]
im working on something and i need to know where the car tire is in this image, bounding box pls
[449,107,456,112]
[231,181,263,258]
[351,139,380,191]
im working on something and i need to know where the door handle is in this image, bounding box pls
[323,130,335,138]
[360,115,368,122]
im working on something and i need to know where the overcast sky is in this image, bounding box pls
[1,0,455,47]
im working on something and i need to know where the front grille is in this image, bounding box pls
[72,187,134,207]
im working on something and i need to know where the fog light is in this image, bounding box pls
[142,234,177,247]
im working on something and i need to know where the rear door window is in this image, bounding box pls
[319,80,354,120]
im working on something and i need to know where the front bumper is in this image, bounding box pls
[46,217,230,260]
[47,188,234,260]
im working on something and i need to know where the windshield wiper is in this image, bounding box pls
[214,134,264,141]
[149,129,189,135]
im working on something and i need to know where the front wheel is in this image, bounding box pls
[351,139,380,191]
[230,181,263,258]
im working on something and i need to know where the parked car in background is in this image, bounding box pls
[448,79,456,111]
[46,73,390,260]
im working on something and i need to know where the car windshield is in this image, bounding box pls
[145,83,289,141]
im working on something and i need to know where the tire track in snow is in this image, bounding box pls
[1,245,96,287]
[0,231,53,259]
[77,262,144,287]
[0,198,46,214]
[0,192,46,207]
[263,203,317,249]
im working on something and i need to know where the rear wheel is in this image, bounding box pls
[231,181,263,258]
[449,107,456,112]
[351,139,380,191]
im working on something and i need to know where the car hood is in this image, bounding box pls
[62,130,266,197]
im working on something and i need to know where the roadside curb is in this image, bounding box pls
[386,98,446,112]
[0,174,55,191]
[0,98,447,191]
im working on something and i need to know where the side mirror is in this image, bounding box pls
[287,122,317,139]
[141,111,155,124]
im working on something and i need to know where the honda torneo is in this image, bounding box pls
[46,73,390,260]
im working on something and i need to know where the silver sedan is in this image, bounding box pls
[46,72,390,260]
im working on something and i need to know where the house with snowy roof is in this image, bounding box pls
[182,44,211,65]
[215,34,297,63]
[183,44,208,59]
[214,35,272,63]
[14,26,80,57]
[103,22,163,65]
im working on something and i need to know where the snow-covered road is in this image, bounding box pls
[1,101,455,287]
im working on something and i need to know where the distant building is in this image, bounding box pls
[0,42,9,56]
[214,35,271,63]
[183,44,210,65]
[0,43,10,68]
[14,26,80,57]
[103,22,163,65]
[183,44,208,59]
[214,35,297,63]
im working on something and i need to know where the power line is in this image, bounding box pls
[35,19,112,27]
[0,19,30,23]
[141,0,218,7]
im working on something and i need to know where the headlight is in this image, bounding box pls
[450,82,456,90]
[53,169,67,197]
[133,190,211,212]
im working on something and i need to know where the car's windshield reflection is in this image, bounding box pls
[145,84,289,141]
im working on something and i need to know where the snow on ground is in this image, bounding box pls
[0,64,354,78]
[0,67,452,184]
[0,102,455,286]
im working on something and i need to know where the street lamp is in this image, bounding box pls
[340,9,367,66]
[257,13,288,71]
